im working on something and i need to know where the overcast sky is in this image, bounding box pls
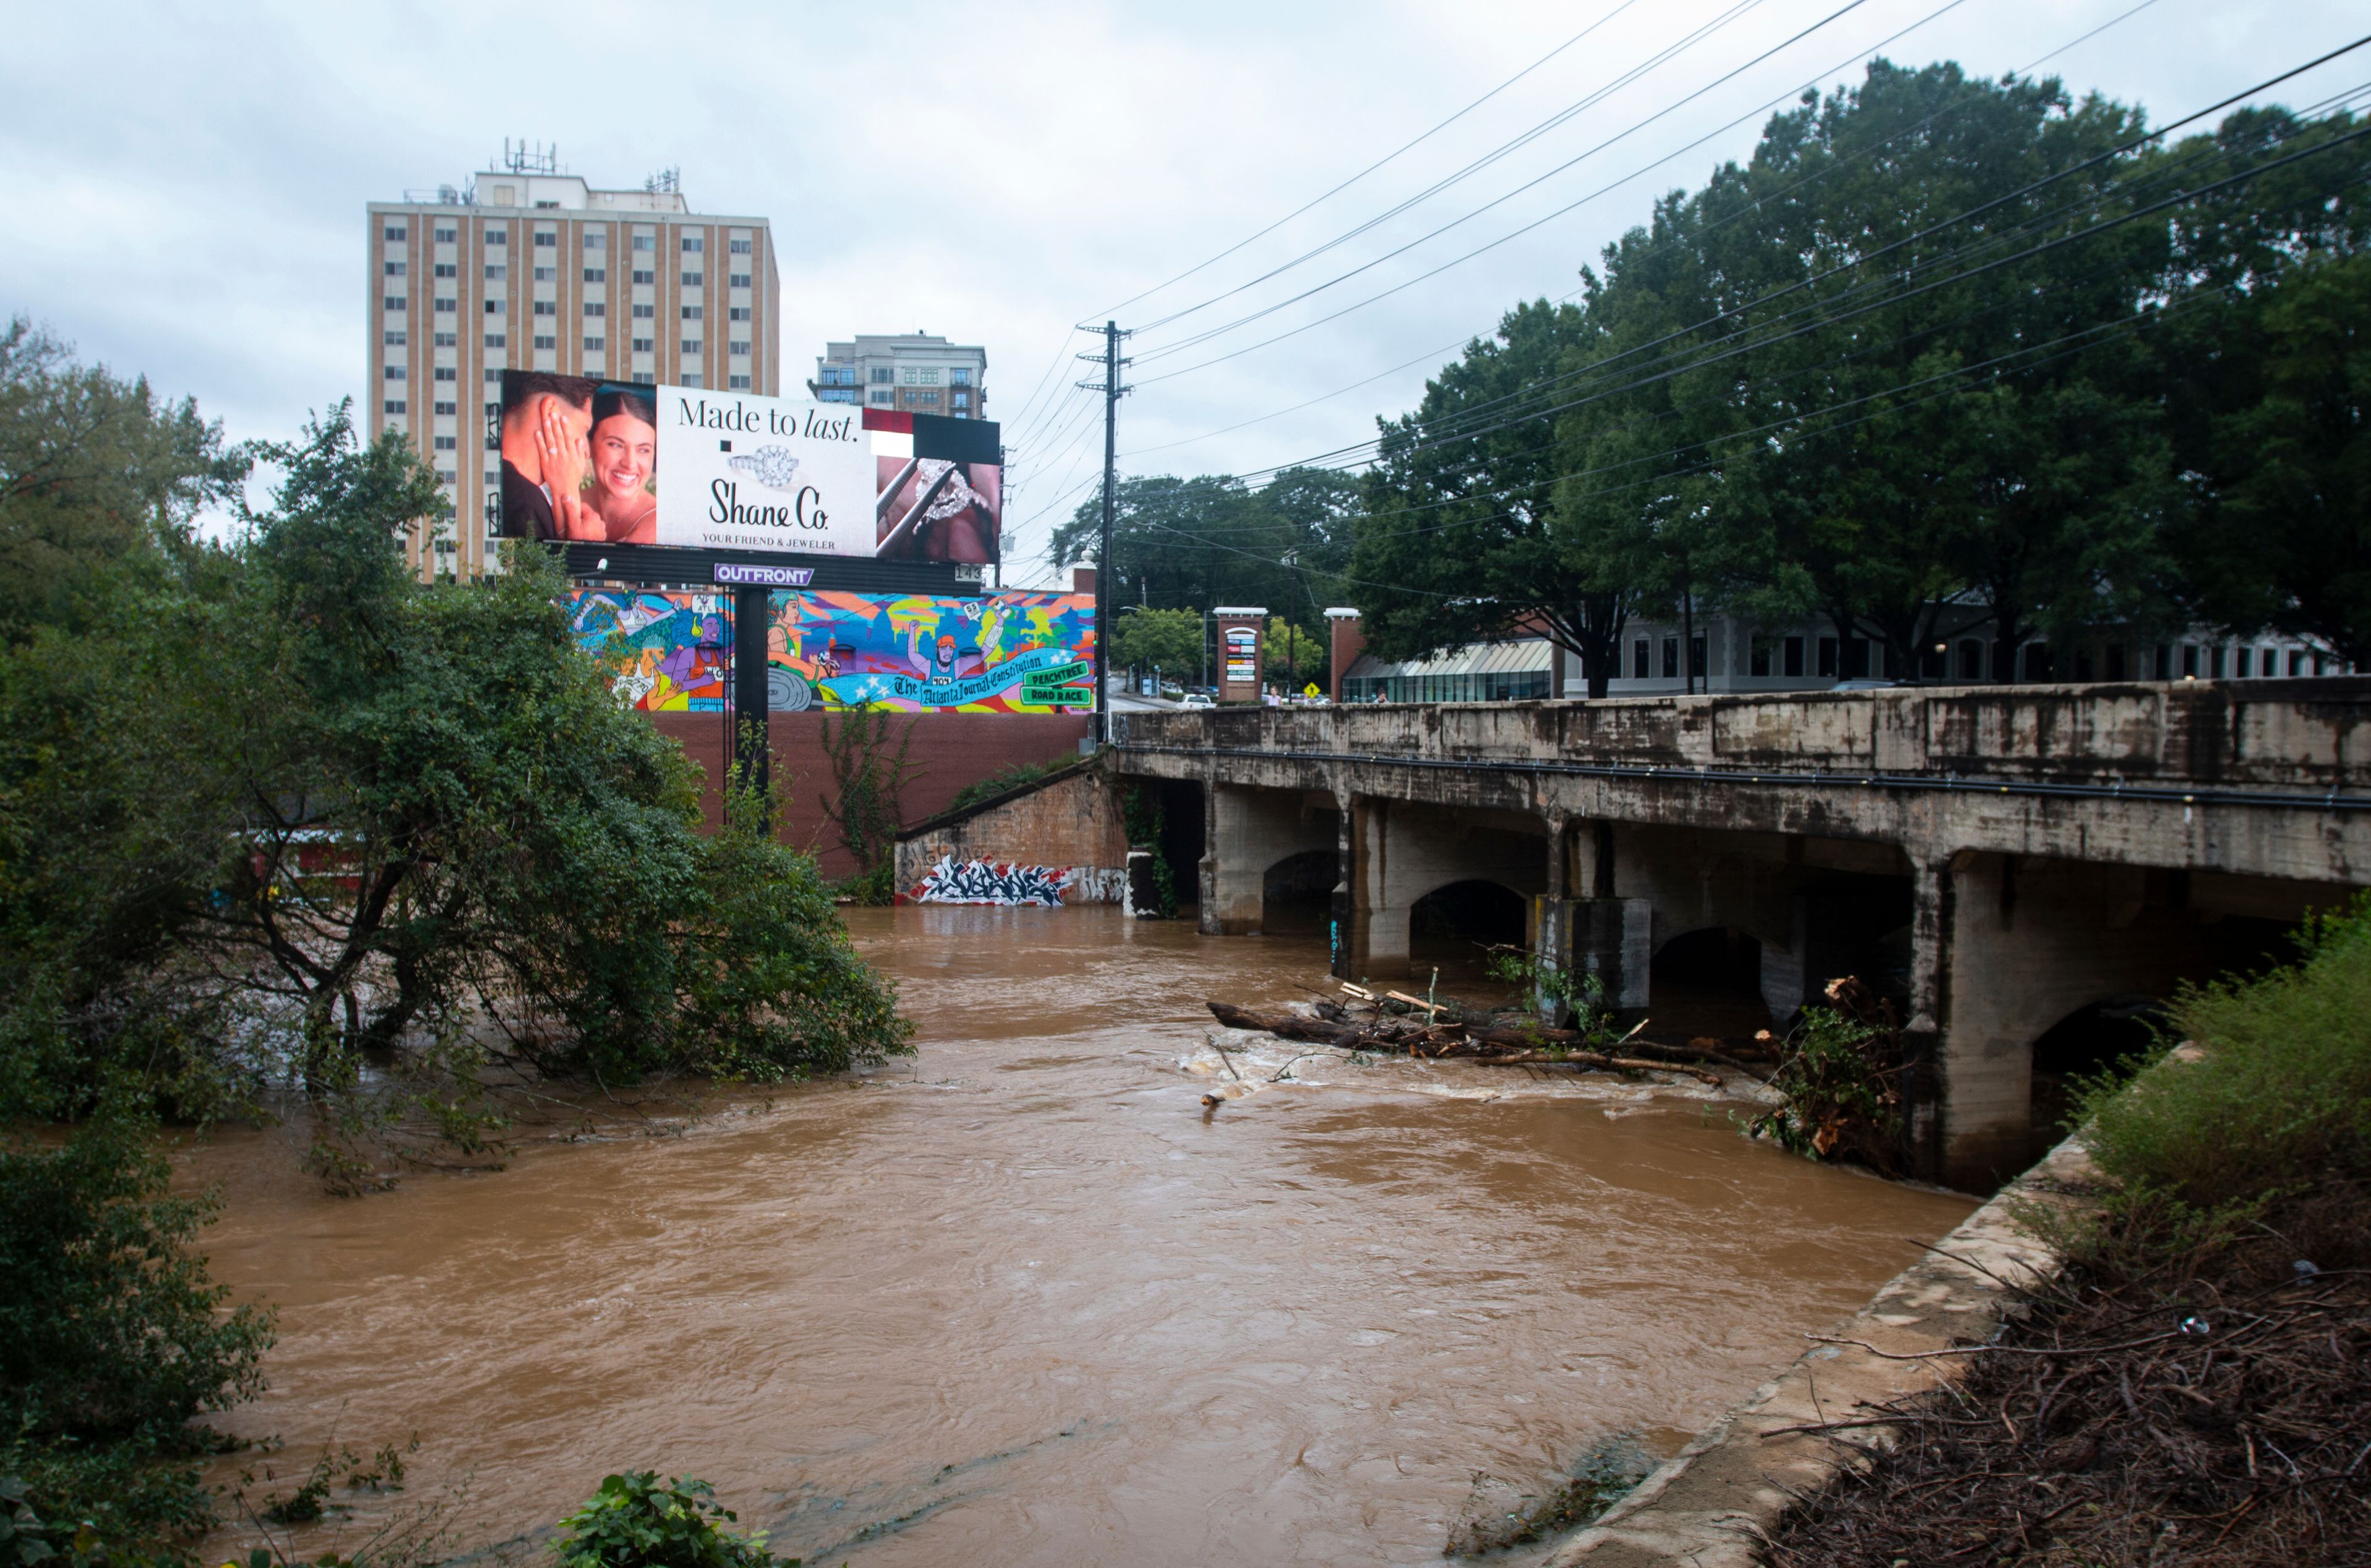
[3,0,2364,582]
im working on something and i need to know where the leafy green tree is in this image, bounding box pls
[1109,606,1203,678]
[0,1116,274,1559]
[1353,300,1637,694]
[1261,615,1324,691]
[2170,251,2371,665]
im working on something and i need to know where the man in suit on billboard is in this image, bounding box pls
[498,372,598,540]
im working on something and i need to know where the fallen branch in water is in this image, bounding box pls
[1203,1002,1726,1084]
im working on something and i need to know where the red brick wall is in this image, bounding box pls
[649,711,1092,878]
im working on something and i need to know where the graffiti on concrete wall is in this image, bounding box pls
[903,856,1126,907]
[565,588,1096,714]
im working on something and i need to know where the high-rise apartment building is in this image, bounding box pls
[367,158,780,578]
[809,333,986,421]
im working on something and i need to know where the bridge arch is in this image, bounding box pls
[1410,878,1531,980]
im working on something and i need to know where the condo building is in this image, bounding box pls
[809,333,987,420]
[366,159,780,578]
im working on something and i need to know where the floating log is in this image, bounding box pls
[1203,1001,1727,1084]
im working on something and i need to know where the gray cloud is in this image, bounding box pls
[1,0,2360,577]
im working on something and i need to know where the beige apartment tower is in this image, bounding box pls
[366,161,780,578]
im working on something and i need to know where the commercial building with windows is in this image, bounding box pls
[808,333,986,420]
[366,161,780,578]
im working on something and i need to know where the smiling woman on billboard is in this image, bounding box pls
[587,386,659,544]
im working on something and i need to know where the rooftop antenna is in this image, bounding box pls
[643,166,680,194]
[501,138,561,175]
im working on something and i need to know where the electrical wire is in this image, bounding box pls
[1121,0,2171,461]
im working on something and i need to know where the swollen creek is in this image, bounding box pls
[190,907,1974,1566]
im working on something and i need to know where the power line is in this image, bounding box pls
[1119,0,2168,461]
[1089,0,1651,321]
[1128,0,1898,367]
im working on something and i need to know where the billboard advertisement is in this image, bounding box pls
[498,373,1000,564]
[567,588,1092,713]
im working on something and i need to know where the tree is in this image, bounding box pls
[2172,251,2371,665]
[1352,299,1642,696]
[1110,606,1203,678]
[1262,615,1324,691]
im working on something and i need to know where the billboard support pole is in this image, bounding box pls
[732,582,771,803]
[1080,320,1129,748]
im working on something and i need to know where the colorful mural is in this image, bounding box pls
[565,588,1095,714]
[568,589,732,711]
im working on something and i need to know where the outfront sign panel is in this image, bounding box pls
[495,373,1001,564]
[659,394,874,556]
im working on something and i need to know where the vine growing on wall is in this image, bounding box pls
[1119,783,1179,919]
[817,708,921,904]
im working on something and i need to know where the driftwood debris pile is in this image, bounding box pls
[1205,986,1734,1085]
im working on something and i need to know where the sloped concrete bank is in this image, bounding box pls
[1545,1136,2098,1567]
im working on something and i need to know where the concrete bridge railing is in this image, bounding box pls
[1111,680,2371,1190]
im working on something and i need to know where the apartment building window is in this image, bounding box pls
[584,336,606,352]
[680,339,701,354]
[433,401,456,415]
[433,332,456,347]
[384,365,406,381]
[433,297,456,313]
[533,267,556,282]
[385,261,406,277]
[383,330,406,346]
[681,372,703,387]
[433,366,456,382]
[871,367,893,383]
[902,367,940,385]
[729,272,751,288]
[632,338,654,353]
[951,367,971,386]
[383,223,406,240]
[951,391,969,409]
[727,306,751,322]
[383,399,406,414]
[583,267,606,283]
[535,231,556,247]
[485,300,505,315]
[728,340,750,356]
[437,469,457,485]
[631,304,654,319]
[680,306,701,320]
[433,263,457,278]
[533,335,556,350]
[485,333,506,348]
[485,230,507,246]
[729,238,751,254]
[585,232,606,251]
[869,390,892,404]
[532,301,556,316]
[631,269,654,285]
[682,270,703,286]
[913,390,939,406]
[584,302,606,317]
[434,226,457,243]
[728,374,751,390]
[632,235,654,251]
[433,435,458,451]
[819,366,853,386]
[682,236,703,252]
[383,296,406,311]
[485,264,506,280]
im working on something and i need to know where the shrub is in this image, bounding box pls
[555,1473,789,1568]
[2075,892,2371,1214]
[0,1119,273,1562]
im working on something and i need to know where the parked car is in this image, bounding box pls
[1180,691,1215,708]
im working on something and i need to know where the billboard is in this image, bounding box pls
[498,373,1000,564]
[567,588,1093,713]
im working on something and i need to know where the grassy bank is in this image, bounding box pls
[1763,898,2371,1567]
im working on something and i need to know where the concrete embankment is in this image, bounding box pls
[1546,1136,2097,1567]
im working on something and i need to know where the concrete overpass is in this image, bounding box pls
[1110,680,2371,1189]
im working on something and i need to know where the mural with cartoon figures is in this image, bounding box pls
[564,589,1096,714]
[567,589,733,711]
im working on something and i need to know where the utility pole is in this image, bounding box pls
[1077,321,1129,746]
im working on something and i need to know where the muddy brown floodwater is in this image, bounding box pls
[193,907,1974,1567]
